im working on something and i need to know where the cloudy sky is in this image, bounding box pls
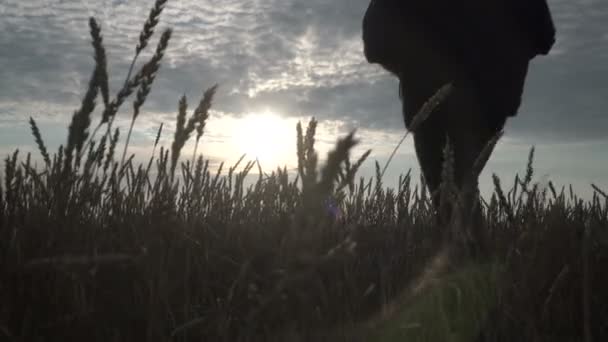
[1,0,607,197]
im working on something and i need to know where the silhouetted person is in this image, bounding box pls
[362,0,555,255]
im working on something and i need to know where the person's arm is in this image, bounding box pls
[511,0,556,56]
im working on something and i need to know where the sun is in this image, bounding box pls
[233,110,295,169]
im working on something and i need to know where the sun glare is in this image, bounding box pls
[233,110,295,169]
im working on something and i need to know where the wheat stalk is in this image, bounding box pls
[121,28,172,167]
[380,83,452,178]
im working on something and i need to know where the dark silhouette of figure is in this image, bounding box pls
[362,0,555,250]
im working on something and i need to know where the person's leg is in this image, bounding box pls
[447,83,502,258]
[413,117,447,218]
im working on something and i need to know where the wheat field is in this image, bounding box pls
[1,1,607,341]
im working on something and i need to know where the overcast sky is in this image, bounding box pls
[1,0,607,197]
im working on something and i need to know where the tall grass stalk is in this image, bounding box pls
[380,83,452,179]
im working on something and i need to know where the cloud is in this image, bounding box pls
[2,0,606,135]
[507,0,608,141]
[0,0,607,194]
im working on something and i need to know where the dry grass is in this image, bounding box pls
[1,2,608,341]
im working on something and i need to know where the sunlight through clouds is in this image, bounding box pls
[0,0,607,197]
[177,110,414,177]
[227,110,297,169]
